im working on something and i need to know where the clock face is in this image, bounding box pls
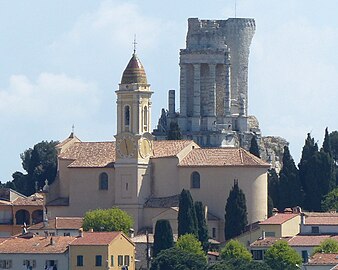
[116,135,136,158]
[139,138,152,158]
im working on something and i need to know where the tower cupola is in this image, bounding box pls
[121,53,148,85]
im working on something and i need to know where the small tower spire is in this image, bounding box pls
[133,34,137,54]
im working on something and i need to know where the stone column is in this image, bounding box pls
[209,64,216,116]
[179,64,187,117]
[191,64,201,131]
[168,90,175,117]
[224,63,231,116]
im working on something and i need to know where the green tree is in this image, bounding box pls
[329,130,338,163]
[150,247,207,270]
[220,239,252,262]
[12,140,59,195]
[175,234,205,258]
[249,136,260,158]
[278,146,303,210]
[207,259,272,270]
[322,128,332,156]
[312,239,338,255]
[82,207,133,234]
[264,240,302,270]
[194,201,209,252]
[178,189,198,237]
[268,196,274,218]
[268,168,280,210]
[153,219,174,257]
[321,187,338,211]
[224,182,248,239]
[167,121,182,140]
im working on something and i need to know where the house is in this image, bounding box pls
[69,231,135,270]
[0,188,43,236]
[28,217,83,236]
[300,212,338,235]
[0,234,76,269]
[304,253,338,270]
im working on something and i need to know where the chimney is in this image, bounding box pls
[79,228,84,238]
[89,228,93,233]
[129,228,135,238]
[50,237,55,246]
[301,213,306,225]
[261,230,266,239]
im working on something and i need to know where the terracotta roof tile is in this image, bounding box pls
[179,148,270,167]
[70,232,121,246]
[250,237,291,247]
[0,236,76,253]
[307,253,338,265]
[152,140,195,158]
[12,194,44,206]
[305,216,338,225]
[288,235,338,246]
[259,213,299,225]
[29,217,83,230]
[59,142,115,168]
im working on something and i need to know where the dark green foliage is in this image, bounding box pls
[268,168,279,210]
[82,207,133,234]
[278,146,303,210]
[153,219,174,257]
[178,189,198,237]
[321,187,338,211]
[312,239,338,255]
[207,259,272,270]
[264,240,302,270]
[224,182,248,240]
[11,141,58,196]
[194,201,209,252]
[329,130,338,163]
[150,247,207,270]
[322,128,332,156]
[249,136,260,158]
[167,121,182,140]
[268,196,274,217]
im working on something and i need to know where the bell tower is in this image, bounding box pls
[114,49,154,233]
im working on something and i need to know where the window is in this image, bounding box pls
[124,105,130,131]
[95,255,102,267]
[118,255,123,266]
[0,260,12,269]
[76,256,83,267]
[311,226,319,234]
[45,260,56,268]
[64,232,70,236]
[110,256,114,267]
[265,231,275,237]
[99,172,108,190]
[191,171,200,188]
[212,228,216,238]
[124,255,130,266]
[302,250,309,263]
[252,250,263,260]
[143,106,148,131]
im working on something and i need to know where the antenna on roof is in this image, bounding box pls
[133,34,137,54]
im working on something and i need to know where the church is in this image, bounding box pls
[46,18,270,242]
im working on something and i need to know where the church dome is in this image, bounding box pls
[121,53,148,84]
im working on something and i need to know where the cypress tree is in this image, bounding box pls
[322,128,332,156]
[321,128,336,193]
[268,168,280,210]
[178,189,198,237]
[194,201,209,252]
[224,182,248,240]
[153,219,174,257]
[249,136,260,158]
[268,196,274,218]
[278,146,303,210]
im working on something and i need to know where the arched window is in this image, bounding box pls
[32,210,43,224]
[99,172,108,190]
[124,105,130,131]
[143,106,148,131]
[191,171,200,189]
[15,209,30,225]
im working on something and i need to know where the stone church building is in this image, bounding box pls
[46,18,270,242]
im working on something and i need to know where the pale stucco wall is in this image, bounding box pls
[281,215,301,237]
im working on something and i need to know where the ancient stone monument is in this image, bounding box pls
[153,18,287,167]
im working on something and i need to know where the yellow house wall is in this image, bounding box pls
[70,245,108,270]
[281,215,300,237]
[259,224,282,238]
[235,228,262,247]
[108,235,135,270]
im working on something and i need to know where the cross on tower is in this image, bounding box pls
[133,35,137,54]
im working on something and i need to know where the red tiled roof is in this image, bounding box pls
[70,232,121,246]
[29,217,83,230]
[259,213,299,225]
[179,148,270,167]
[59,142,115,168]
[152,140,195,158]
[250,237,291,247]
[288,235,338,246]
[308,253,338,265]
[305,216,338,225]
[0,236,76,253]
[12,194,43,206]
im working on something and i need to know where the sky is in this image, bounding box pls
[1,0,337,182]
